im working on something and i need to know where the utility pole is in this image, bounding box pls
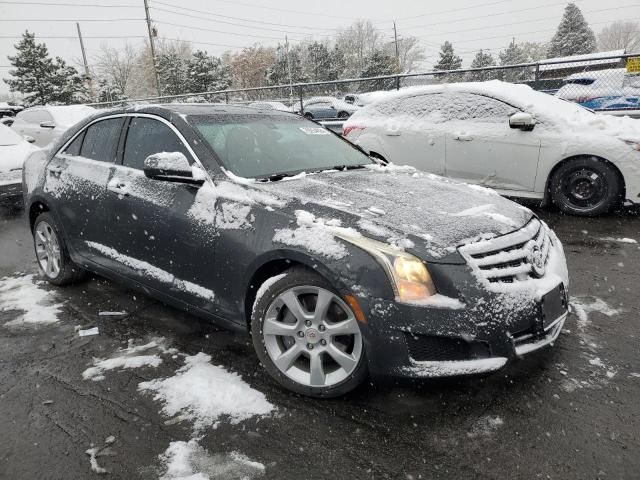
[285,35,293,103]
[143,0,161,96]
[76,22,93,99]
[393,21,401,90]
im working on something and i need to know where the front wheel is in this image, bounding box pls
[303,112,314,119]
[33,212,86,285]
[549,157,623,216]
[337,111,350,119]
[251,269,367,398]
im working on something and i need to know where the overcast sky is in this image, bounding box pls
[1,0,638,96]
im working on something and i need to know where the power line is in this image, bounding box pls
[0,18,145,22]
[0,0,137,6]
[154,20,309,41]
[150,1,340,32]
[0,35,147,39]
[395,0,517,22]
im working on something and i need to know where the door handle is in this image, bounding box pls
[453,134,473,141]
[107,180,130,196]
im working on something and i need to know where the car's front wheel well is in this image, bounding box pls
[545,155,626,204]
[29,201,49,232]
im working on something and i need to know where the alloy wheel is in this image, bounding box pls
[35,221,62,279]
[262,286,363,388]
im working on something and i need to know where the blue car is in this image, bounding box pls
[556,68,640,112]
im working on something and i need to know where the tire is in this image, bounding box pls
[251,268,368,398]
[337,111,350,119]
[33,212,87,285]
[549,157,623,216]
[303,112,314,119]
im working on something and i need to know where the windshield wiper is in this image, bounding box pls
[257,172,300,182]
[316,164,367,173]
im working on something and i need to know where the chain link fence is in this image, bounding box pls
[87,52,640,123]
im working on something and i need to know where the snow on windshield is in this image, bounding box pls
[0,124,24,146]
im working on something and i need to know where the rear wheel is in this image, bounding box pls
[303,112,314,119]
[251,269,367,398]
[337,111,350,119]
[33,212,86,285]
[549,157,622,216]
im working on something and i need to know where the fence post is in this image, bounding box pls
[298,86,304,114]
[396,75,401,91]
[225,92,229,104]
[534,63,540,83]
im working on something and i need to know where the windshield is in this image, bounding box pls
[189,114,372,179]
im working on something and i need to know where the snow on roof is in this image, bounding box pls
[538,50,625,72]
[564,68,627,80]
[46,105,96,126]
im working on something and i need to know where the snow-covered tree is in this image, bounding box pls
[157,51,187,96]
[383,36,425,73]
[598,21,640,52]
[336,20,382,77]
[96,77,126,103]
[267,44,306,86]
[434,41,463,71]
[94,43,136,97]
[360,51,397,90]
[306,42,332,82]
[521,42,548,62]
[4,31,87,106]
[499,39,530,82]
[327,45,346,81]
[186,50,231,93]
[466,50,497,81]
[547,3,597,58]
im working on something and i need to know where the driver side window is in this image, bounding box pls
[122,117,191,170]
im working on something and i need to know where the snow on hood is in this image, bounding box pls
[348,80,640,143]
[252,164,532,259]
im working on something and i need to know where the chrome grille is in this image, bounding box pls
[459,218,551,286]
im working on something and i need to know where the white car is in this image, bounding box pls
[343,81,640,216]
[0,124,38,205]
[12,105,95,147]
[248,101,294,112]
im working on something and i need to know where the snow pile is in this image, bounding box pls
[86,242,215,301]
[597,237,637,244]
[570,296,621,330]
[82,338,174,381]
[159,440,265,480]
[273,210,360,260]
[0,274,63,327]
[139,353,274,431]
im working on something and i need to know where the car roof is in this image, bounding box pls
[91,103,294,119]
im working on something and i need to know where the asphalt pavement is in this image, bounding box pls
[0,203,638,479]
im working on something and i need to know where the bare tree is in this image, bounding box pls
[94,42,137,96]
[384,36,426,73]
[336,20,382,76]
[597,21,640,52]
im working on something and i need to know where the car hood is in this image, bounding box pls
[252,165,533,261]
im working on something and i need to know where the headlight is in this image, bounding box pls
[623,139,640,151]
[337,234,437,303]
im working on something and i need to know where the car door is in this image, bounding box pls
[99,115,220,312]
[44,116,125,259]
[371,93,447,175]
[17,109,55,147]
[443,93,541,192]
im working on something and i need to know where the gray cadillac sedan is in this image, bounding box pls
[23,104,569,397]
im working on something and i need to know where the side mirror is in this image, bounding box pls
[23,135,36,144]
[509,112,536,131]
[39,121,55,129]
[143,152,204,186]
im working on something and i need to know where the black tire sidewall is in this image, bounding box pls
[250,268,368,398]
[550,157,622,216]
[33,212,85,285]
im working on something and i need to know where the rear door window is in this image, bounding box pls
[63,131,85,156]
[79,118,124,162]
[122,117,191,170]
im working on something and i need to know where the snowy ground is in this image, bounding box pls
[0,203,638,479]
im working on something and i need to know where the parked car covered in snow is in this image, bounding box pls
[555,68,640,113]
[0,124,38,206]
[24,104,569,397]
[248,101,294,112]
[343,80,640,216]
[300,97,357,119]
[12,105,95,147]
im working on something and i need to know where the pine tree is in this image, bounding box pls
[434,41,462,71]
[499,39,530,82]
[467,50,497,81]
[547,3,596,58]
[97,78,126,103]
[327,45,346,81]
[157,51,186,96]
[186,50,231,93]
[4,31,87,106]
[306,42,332,82]
[266,44,306,85]
[360,51,397,90]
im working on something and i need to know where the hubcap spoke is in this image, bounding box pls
[313,289,333,323]
[281,290,311,323]
[273,343,303,372]
[263,317,298,337]
[309,352,326,386]
[326,318,360,336]
[326,343,357,371]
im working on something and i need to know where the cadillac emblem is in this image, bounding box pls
[528,245,546,278]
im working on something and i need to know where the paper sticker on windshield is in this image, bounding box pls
[299,127,330,135]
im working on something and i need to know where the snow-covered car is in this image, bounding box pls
[343,80,640,216]
[12,105,95,147]
[0,124,38,205]
[555,68,640,112]
[24,104,569,397]
[248,101,293,112]
[301,97,357,120]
